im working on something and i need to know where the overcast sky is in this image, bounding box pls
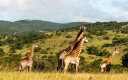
[0,0,128,23]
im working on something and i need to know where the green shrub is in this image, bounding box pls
[87,46,110,57]
[0,41,6,46]
[122,52,128,67]
[34,47,41,52]
[0,48,5,57]
[103,36,110,40]
[66,35,72,38]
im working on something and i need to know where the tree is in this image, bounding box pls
[122,52,128,67]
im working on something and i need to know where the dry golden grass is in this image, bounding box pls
[0,71,128,80]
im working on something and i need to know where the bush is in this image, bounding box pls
[87,46,110,57]
[111,64,123,73]
[87,46,99,55]
[90,59,102,72]
[103,36,110,40]
[0,48,5,57]
[0,41,6,46]
[66,35,72,38]
[34,47,41,52]
[122,52,128,67]
[41,49,48,54]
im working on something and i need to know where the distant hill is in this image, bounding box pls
[0,20,90,34]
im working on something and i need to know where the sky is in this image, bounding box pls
[0,0,128,23]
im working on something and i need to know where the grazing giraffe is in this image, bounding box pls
[63,36,88,73]
[100,48,119,72]
[57,25,86,71]
[19,43,38,72]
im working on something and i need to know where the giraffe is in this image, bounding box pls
[19,43,38,72]
[57,25,86,71]
[100,48,119,72]
[63,36,89,73]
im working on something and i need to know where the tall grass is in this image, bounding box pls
[0,71,128,80]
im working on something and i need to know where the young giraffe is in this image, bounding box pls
[100,48,119,72]
[63,36,89,73]
[19,43,38,72]
[57,25,86,71]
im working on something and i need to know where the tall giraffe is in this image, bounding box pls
[19,43,38,72]
[100,48,119,72]
[57,25,86,71]
[63,36,88,73]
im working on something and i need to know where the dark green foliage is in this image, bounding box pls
[122,52,128,67]
[0,41,6,46]
[122,48,128,52]
[41,49,48,54]
[41,55,47,59]
[102,43,113,47]
[33,57,53,71]
[90,59,102,72]
[66,34,72,38]
[111,64,124,73]
[86,21,128,36]
[0,54,22,69]
[6,37,14,44]
[6,32,52,53]
[0,48,5,57]
[34,47,41,52]
[103,36,110,40]
[33,55,58,71]
[103,37,128,47]
[87,46,99,55]
[87,46,110,57]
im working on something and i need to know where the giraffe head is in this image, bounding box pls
[33,43,38,48]
[83,36,89,43]
[114,48,119,54]
[80,25,87,32]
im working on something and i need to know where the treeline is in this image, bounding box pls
[0,20,89,34]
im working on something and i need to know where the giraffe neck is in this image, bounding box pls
[66,29,84,54]
[71,38,85,56]
[74,29,84,43]
[106,51,115,63]
[26,45,35,60]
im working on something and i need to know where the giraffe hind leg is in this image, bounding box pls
[57,59,62,72]
[64,61,69,73]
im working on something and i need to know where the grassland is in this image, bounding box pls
[0,71,128,80]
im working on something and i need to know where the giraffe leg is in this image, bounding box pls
[27,65,32,72]
[63,61,69,73]
[19,63,22,72]
[75,62,79,73]
[29,62,33,72]
[27,66,30,72]
[21,65,25,72]
[101,68,104,72]
[57,59,62,72]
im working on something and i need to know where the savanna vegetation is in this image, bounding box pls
[0,21,128,80]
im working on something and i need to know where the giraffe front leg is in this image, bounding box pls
[57,59,62,72]
[28,61,33,72]
[101,68,104,72]
[75,62,79,73]
[21,65,25,72]
[63,61,69,73]
[29,66,32,72]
